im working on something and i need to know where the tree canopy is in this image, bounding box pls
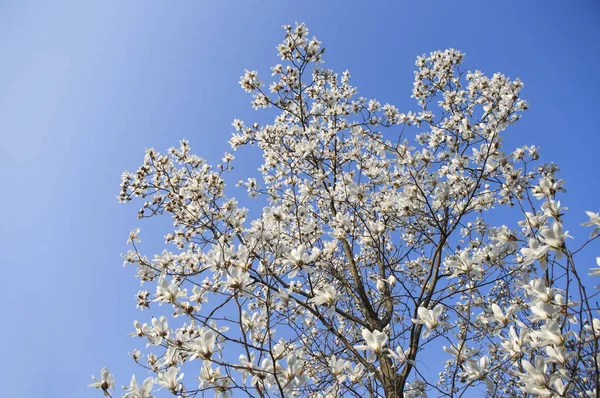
[91,23,600,398]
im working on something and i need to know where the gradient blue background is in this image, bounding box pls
[1,1,599,396]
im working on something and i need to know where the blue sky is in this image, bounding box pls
[1,1,599,396]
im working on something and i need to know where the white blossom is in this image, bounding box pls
[413,305,445,338]
[89,368,115,396]
[355,329,388,361]
[122,375,154,398]
[581,211,600,237]
[156,367,183,393]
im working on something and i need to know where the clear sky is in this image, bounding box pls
[1,1,599,397]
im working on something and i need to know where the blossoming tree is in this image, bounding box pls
[91,23,600,398]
